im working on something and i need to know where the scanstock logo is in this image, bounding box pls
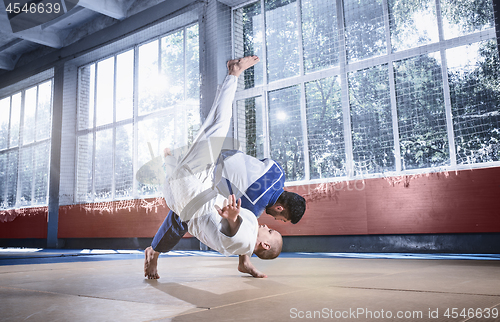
[3,0,79,33]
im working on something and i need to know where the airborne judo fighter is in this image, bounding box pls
[139,56,306,279]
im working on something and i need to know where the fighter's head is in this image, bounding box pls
[266,191,306,224]
[253,224,282,260]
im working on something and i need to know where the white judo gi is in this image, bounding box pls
[162,75,258,257]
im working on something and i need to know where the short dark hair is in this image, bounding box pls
[277,191,306,224]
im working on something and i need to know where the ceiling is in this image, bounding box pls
[0,0,149,71]
[0,0,250,76]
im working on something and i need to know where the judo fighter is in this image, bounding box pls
[143,56,306,279]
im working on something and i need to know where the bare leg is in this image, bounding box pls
[238,254,267,278]
[144,246,160,279]
[227,56,260,77]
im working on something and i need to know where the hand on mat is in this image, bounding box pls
[215,194,241,223]
[238,254,267,278]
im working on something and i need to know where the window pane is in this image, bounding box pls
[34,141,50,204]
[78,64,95,130]
[96,57,115,127]
[23,86,37,145]
[394,53,449,170]
[234,2,264,89]
[448,40,500,164]
[137,116,175,196]
[37,81,52,140]
[305,77,345,179]
[115,124,133,198]
[268,86,304,181]
[76,134,93,201]
[388,0,439,52]
[161,30,184,107]
[349,65,395,174]
[186,24,200,103]
[0,97,10,149]
[18,146,33,206]
[265,0,300,82]
[138,40,160,115]
[237,96,265,159]
[95,128,113,200]
[301,0,339,73]
[6,150,18,208]
[343,0,386,62]
[116,50,134,122]
[10,93,21,147]
[0,152,6,207]
[441,0,494,39]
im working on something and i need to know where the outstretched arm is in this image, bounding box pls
[216,195,267,278]
[238,254,267,278]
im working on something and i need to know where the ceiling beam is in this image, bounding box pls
[41,6,87,30]
[77,0,129,20]
[0,39,24,70]
[13,26,63,48]
[0,52,20,70]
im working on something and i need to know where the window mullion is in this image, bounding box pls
[336,0,353,177]
[0,95,12,204]
[132,45,139,199]
[31,85,40,205]
[383,0,402,173]
[4,96,13,206]
[112,56,117,200]
[296,0,310,181]
[263,91,270,158]
[435,0,457,166]
[91,64,98,202]
[296,0,305,77]
[15,91,25,208]
[261,0,270,158]
[299,83,310,181]
[261,0,267,86]
[7,96,12,149]
[183,27,188,145]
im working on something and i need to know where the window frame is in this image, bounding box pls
[0,78,54,209]
[75,22,200,203]
[232,0,499,185]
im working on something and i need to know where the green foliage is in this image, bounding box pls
[450,40,500,163]
[441,0,494,32]
[306,77,346,179]
[237,0,498,181]
[394,54,450,169]
[301,0,339,72]
[349,65,395,173]
[245,99,258,157]
[269,86,305,181]
[344,0,386,61]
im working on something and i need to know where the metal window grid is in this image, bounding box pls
[232,0,499,184]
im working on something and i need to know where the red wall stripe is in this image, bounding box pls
[0,207,48,239]
[1,167,500,239]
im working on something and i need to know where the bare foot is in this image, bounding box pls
[144,246,160,279]
[227,56,260,77]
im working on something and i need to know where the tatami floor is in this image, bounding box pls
[1,249,500,322]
